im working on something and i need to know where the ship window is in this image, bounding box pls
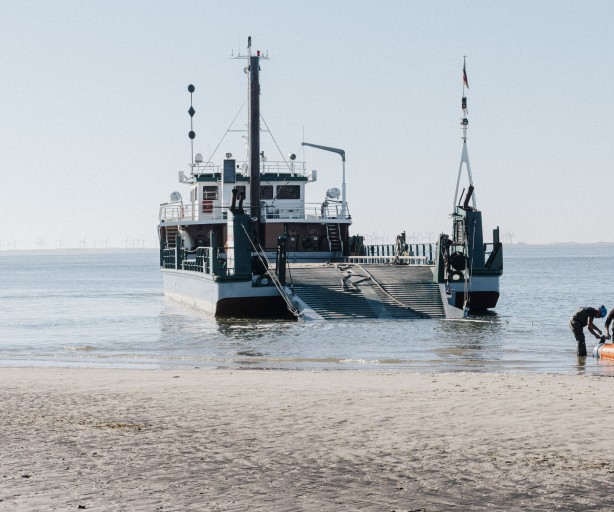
[260,185,273,199]
[276,185,301,200]
[454,219,465,244]
[202,186,218,200]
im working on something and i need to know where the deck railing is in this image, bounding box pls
[361,243,436,264]
[159,202,351,222]
[161,248,178,269]
[161,246,225,275]
[347,255,429,265]
[159,203,200,222]
[189,160,310,178]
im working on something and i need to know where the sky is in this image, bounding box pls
[2,0,614,249]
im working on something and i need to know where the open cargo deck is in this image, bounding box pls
[287,264,445,320]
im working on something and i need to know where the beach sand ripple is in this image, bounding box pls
[1,369,613,511]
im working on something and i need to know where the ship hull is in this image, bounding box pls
[162,269,293,318]
[444,274,500,312]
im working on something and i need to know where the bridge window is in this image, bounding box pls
[260,185,273,199]
[276,185,301,200]
[203,186,218,200]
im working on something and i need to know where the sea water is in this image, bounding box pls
[1,245,614,375]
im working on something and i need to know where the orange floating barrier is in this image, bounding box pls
[593,343,614,359]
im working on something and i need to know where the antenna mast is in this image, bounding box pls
[232,37,269,240]
[453,56,476,211]
[188,84,196,165]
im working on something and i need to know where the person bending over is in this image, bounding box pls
[569,305,607,356]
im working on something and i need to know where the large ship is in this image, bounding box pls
[158,38,352,318]
[158,45,501,320]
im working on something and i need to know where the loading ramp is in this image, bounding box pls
[287,263,445,320]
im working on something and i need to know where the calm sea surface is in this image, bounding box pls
[2,245,614,375]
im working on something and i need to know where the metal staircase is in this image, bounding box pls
[165,226,179,248]
[326,224,342,252]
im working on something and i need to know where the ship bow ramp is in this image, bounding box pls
[287,264,445,320]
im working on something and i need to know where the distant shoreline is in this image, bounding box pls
[2,241,614,253]
[0,247,159,254]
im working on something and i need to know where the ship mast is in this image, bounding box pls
[452,56,476,211]
[233,37,268,240]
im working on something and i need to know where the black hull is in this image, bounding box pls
[452,291,500,311]
[216,296,296,319]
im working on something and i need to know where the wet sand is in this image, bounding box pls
[1,368,613,511]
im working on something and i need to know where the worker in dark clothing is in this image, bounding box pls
[569,305,607,356]
[604,308,614,340]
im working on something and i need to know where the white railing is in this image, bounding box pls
[159,203,202,222]
[301,202,349,220]
[160,201,351,222]
[188,160,310,178]
[261,160,308,176]
[159,203,182,221]
[263,202,350,221]
[262,206,304,219]
[189,161,219,174]
[347,255,429,265]
[159,203,229,222]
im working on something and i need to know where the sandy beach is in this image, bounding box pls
[1,368,613,511]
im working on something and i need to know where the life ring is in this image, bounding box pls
[202,200,213,213]
[448,270,464,282]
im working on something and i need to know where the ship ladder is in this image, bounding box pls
[165,225,180,248]
[240,225,300,318]
[326,223,343,252]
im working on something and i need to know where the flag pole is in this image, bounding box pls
[453,56,476,211]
